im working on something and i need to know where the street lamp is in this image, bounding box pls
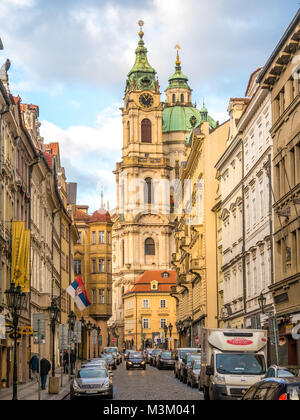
[48,299,60,378]
[5,282,27,400]
[80,317,86,361]
[68,311,76,376]
[97,327,101,356]
[164,324,168,349]
[168,323,173,350]
[258,292,267,314]
[92,325,97,358]
[87,321,92,360]
[187,317,193,347]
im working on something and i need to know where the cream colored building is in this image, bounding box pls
[172,119,229,345]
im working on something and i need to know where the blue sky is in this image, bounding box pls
[0,0,299,212]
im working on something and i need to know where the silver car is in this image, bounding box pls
[174,348,200,379]
[187,359,201,388]
[81,360,109,371]
[70,368,113,400]
[103,347,122,364]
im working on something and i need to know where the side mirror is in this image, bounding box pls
[206,366,214,376]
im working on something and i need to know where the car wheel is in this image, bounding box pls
[143,366,146,370]
[183,376,187,384]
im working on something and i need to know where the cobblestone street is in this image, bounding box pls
[112,363,204,401]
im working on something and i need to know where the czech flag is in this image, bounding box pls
[67,276,91,311]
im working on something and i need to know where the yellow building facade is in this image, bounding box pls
[74,200,113,357]
[123,270,178,350]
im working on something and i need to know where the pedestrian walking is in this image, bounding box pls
[29,354,39,381]
[40,358,51,390]
[63,351,69,374]
[70,350,76,375]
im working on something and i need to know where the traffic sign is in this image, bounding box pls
[59,324,69,350]
[21,326,33,335]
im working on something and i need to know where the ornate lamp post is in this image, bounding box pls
[80,317,86,361]
[5,283,27,400]
[97,326,101,356]
[187,317,193,347]
[68,311,76,376]
[87,321,92,360]
[168,323,173,350]
[48,299,60,377]
[92,324,97,358]
[164,324,168,350]
[258,292,267,314]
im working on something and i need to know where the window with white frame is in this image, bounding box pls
[99,289,105,304]
[142,299,149,308]
[99,231,105,244]
[160,299,166,308]
[143,318,149,329]
[92,231,96,245]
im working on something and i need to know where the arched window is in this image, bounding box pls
[172,94,176,104]
[144,178,153,205]
[145,238,155,256]
[127,121,130,143]
[181,94,184,103]
[141,119,152,143]
[121,239,125,266]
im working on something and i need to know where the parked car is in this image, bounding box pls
[103,347,122,365]
[149,349,162,366]
[180,353,201,383]
[100,354,117,370]
[174,348,200,379]
[70,368,113,400]
[157,351,176,370]
[186,359,201,388]
[124,349,131,361]
[242,378,300,400]
[126,351,146,370]
[81,360,109,371]
[265,365,300,379]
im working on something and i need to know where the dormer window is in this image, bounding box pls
[151,280,158,291]
[161,272,170,278]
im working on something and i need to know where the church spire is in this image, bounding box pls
[166,45,190,92]
[125,20,157,94]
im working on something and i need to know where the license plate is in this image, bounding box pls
[134,364,140,367]
[86,390,97,394]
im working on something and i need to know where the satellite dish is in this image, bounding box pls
[0,38,3,50]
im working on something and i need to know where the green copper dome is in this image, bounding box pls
[162,106,217,133]
[125,29,157,93]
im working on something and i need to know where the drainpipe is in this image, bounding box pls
[0,104,9,308]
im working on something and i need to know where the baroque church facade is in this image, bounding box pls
[111,23,216,347]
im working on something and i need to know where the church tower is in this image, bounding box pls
[111,22,174,347]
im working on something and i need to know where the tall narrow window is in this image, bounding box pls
[74,260,82,275]
[99,231,105,244]
[172,94,176,104]
[144,178,153,204]
[141,119,152,143]
[127,121,130,143]
[99,259,105,273]
[181,94,184,103]
[121,239,125,266]
[145,238,155,256]
[99,289,105,304]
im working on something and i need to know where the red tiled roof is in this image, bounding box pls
[89,210,112,223]
[125,270,176,294]
[43,152,53,169]
[46,143,59,156]
[74,208,92,222]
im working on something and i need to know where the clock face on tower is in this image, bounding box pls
[139,93,154,108]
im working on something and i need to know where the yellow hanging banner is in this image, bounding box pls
[11,221,25,286]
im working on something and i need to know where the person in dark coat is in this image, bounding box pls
[40,358,51,390]
[63,351,69,374]
[70,350,76,375]
[29,354,39,381]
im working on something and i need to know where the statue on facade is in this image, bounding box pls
[0,58,11,82]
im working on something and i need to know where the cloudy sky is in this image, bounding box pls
[0,0,299,212]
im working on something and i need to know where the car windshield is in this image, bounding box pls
[152,350,161,355]
[179,349,199,359]
[129,352,144,359]
[187,354,201,363]
[77,369,108,379]
[216,354,266,375]
[287,385,300,400]
[104,348,118,353]
[278,368,300,377]
[161,352,174,359]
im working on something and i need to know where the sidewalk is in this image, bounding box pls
[0,368,73,401]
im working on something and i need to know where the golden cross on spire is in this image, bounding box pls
[175,44,181,65]
[138,20,144,39]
